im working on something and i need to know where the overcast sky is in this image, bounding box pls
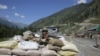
[0,0,92,24]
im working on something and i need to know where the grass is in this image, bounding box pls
[0,37,10,41]
[66,25,81,33]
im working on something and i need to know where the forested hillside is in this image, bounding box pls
[30,3,89,28]
[30,0,100,31]
[0,24,25,41]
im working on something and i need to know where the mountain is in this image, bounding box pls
[0,17,27,28]
[30,0,100,29]
[30,3,89,28]
[13,22,27,29]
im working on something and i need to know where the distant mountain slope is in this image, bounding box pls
[0,17,27,28]
[30,3,89,28]
[30,0,100,32]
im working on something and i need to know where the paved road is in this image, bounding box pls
[72,38,100,56]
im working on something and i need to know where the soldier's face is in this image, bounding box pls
[42,32,48,35]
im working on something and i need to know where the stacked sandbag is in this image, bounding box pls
[33,38,40,42]
[0,40,18,49]
[59,36,67,45]
[13,35,23,42]
[23,31,33,40]
[35,33,40,38]
[11,48,26,56]
[47,44,61,51]
[0,48,11,55]
[26,50,41,56]
[41,47,58,56]
[58,51,77,56]
[0,55,11,56]
[61,42,78,52]
[18,41,39,50]
[49,38,64,47]
[12,48,42,56]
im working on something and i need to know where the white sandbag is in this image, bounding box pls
[0,41,18,49]
[13,35,23,42]
[35,34,40,38]
[23,31,33,35]
[26,50,41,56]
[41,47,57,56]
[18,41,39,50]
[0,48,11,55]
[23,31,33,40]
[11,48,26,55]
[59,36,68,45]
[61,42,78,52]
[0,55,11,56]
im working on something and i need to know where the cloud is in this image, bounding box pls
[0,4,7,9]
[21,15,25,18]
[15,12,25,18]
[12,6,16,9]
[15,13,20,16]
[74,0,87,5]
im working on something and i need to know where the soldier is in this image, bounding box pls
[39,28,49,46]
[95,34,100,48]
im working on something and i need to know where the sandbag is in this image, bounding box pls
[58,51,77,56]
[23,31,33,40]
[35,34,40,38]
[61,42,78,52]
[41,47,58,56]
[33,38,40,42]
[49,38,64,47]
[59,36,67,45]
[0,55,11,56]
[11,48,26,56]
[12,55,17,56]
[39,45,45,48]
[47,44,61,51]
[0,40,18,49]
[18,41,39,50]
[13,35,23,42]
[41,50,57,56]
[0,48,11,55]
[26,50,41,56]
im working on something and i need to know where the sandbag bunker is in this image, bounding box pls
[0,30,78,56]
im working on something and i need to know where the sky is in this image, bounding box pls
[0,0,92,25]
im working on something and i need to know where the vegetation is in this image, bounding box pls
[30,3,89,29]
[30,0,100,33]
[0,24,28,41]
[0,0,100,40]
